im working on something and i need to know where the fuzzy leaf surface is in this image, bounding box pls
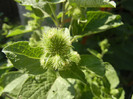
[18,70,75,99]
[2,41,45,75]
[47,77,75,99]
[16,0,55,17]
[72,11,123,37]
[104,62,119,89]
[45,0,66,4]
[0,71,28,98]
[69,0,116,8]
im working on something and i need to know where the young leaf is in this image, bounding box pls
[79,55,105,76]
[2,41,45,75]
[7,25,32,37]
[69,0,116,8]
[114,88,125,99]
[104,62,119,89]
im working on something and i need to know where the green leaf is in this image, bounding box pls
[0,71,28,98]
[115,88,125,99]
[72,11,123,37]
[16,0,55,17]
[2,41,45,75]
[0,86,3,96]
[104,62,119,89]
[87,48,101,58]
[46,0,66,4]
[32,7,44,17]
[57,12,63,19]
[18,70,75,99]
[69,0,116,8]
[0,65,13,76]
[7,25,32,37]
[79,55,105,76]
[74,81,93,99]
[47,77,75,99]
[82,69,103,97]
[18,70,56,99]
[90,81,101,97]
[0,72,23,87]
[3,41,43,59]
[59,63,86,83]
[29,31,42,47]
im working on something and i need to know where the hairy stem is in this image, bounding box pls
[61,2,66,27]
[3,93,13,99]
[49,4,60,27]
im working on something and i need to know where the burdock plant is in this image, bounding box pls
[0,0,125,99]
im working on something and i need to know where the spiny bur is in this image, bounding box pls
[40,28,80,70]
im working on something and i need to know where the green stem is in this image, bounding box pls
[61,2,66,27]
[69,17,74,36]
[49,4,60,27]
[50,15,58,27]
[35,7,58,27]
[71,35,82,43]
[3,93,13,99]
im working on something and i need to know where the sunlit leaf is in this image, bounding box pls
[72,11,123,37]
[69,0,116,8]
[2,41,45,75]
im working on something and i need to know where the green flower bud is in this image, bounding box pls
[40,28,80,69]
[42,28,71,56]
[69,50,80,65]
[72,7,82,19]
